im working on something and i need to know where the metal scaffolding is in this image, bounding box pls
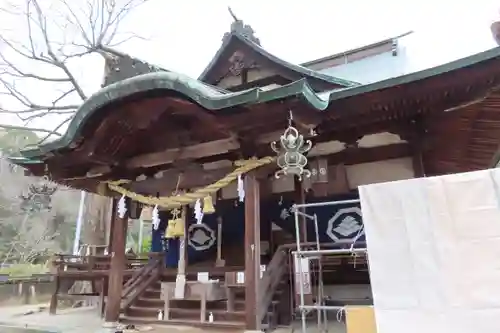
[292,199,367,333]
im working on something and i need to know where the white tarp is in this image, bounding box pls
[359,169,500,333]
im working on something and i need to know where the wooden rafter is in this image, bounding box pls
[108,142,411,195]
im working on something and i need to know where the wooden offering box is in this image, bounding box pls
[161,281,227,322]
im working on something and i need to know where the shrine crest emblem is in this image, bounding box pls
[188,223,216,251]
[326,206,363,242]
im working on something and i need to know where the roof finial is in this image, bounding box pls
[228,6,238,22]
[492,10,500,45]
[223,7,261,45]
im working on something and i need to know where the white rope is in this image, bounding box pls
[349,224,366,268]
[336,307,346,322]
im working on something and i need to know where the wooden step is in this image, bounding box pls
[143,289,246,301]
[142,289,161,299]
[134,297,246,311]
[126,306,245,322]
[120,315,246,331]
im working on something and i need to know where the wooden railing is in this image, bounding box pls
[51,252,161,272]
[257,245,289,323]
[122,255,161,297]
[121,255,162,311]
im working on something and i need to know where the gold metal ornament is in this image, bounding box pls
[203,195,216,214]
[165,208,185,238]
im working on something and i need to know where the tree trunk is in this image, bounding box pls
[82,193,112,254]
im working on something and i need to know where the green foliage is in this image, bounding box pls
[141,236,151,254]
[0,263,48,277]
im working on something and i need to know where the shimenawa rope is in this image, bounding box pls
[106,156,275,209]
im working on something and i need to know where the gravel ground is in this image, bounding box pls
[0,305,208,333]
[0,304,347,333]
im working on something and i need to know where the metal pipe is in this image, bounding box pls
[313,213,323,330]
[291,197,364,333]
[293,210,307,333]
[300,305,346,311]
[293,248,367,257]
[137,218,144,253]
[290,208,315,221]
[293,199,360,209]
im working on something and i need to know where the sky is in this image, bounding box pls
[1,0,500,134]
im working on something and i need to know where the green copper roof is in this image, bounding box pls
[198,32,360,88]
[15,73,330,161]
[10,46,500,166]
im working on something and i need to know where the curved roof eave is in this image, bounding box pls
[198,33,360,88]
[15,73,329,161]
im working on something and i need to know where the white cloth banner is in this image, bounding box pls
[359,169,500,333]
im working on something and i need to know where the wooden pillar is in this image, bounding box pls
[104,199,128,324]
[412,149,425,177]
[294,177,307,242]
[244,173,261,331]
[107,199,117,252]
[411,116,426,178]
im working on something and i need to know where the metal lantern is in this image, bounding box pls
[271,111,313,180]
[19,176,57,212]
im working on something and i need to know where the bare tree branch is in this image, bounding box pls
[0,0,150,140]
[0,124,63,135]
[0,0,149,264]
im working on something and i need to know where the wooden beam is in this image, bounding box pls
[93,143,412,196]
[170,98,238,139]
[127,144,409,195]
[126,138,240,169]
[244,173,261,331]
[76,134,410,187]
[326,143,411,165]
[125,129,406,171]
[129,166,234,194]
[104,200,128,324]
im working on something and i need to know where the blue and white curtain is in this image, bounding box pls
[150,192,363,267]
[269,191,364,243]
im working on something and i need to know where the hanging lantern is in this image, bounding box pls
[165,208,185,238]
[271,111,312,180]
[203,195,216,214]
